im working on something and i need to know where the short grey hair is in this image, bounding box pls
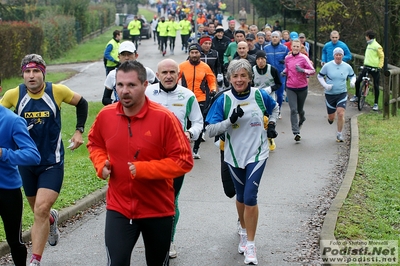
[20,54,46,69]
[226,59,252,81]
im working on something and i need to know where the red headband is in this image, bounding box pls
[199,36,212,46]
[21,62,46,75]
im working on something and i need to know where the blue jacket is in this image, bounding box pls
[263,43,289,73]
[0,106,40,189]
[321,40,352,64]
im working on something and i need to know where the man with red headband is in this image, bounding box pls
[199,35,222,84]
[0,54,88,266]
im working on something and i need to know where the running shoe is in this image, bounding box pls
[372,103,379,111]
[169,242,177,258]
[294,134,301,142]
[193,149,201,159]
[327,119,334,125]
[268,138,276,151]
[244,244,258,265]
[349,96,358,102]
[30,259,41,266]
[336,132,344,142]
[48,209,60,246]
[238,232,247,254]
[237,219,242,235]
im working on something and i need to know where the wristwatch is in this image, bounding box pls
[76,127,84,133]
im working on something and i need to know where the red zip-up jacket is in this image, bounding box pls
[87,98,193,219]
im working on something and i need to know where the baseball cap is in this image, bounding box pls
[299,33,306,38]
[119,41,136,54]
[290,31,299,40]
[246,33,255,40]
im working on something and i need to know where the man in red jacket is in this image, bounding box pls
[87,60,193,266]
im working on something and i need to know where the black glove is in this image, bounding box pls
[267,123,278,138]
[229,105,244,124]
[210,90,216,97]
[279,60,285,64]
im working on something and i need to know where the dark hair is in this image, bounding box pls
[234,30,246,36]
[113,30,121,38]
[117,60,147,83]
[365,30,375,39]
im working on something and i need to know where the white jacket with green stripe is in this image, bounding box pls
[205,87,279,168]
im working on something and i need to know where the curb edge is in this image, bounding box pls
[319,114,361,266]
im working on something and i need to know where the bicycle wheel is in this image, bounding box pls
[358,81,367,111]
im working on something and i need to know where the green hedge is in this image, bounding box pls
[33,15,77,60]
[0,3,116,79]
[0,22,44,79]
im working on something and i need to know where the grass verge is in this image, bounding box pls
[0,102,106,241]
[334,112,400,265]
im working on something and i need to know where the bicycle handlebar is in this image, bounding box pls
[359,66,379,72]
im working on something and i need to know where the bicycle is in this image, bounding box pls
[357,66,378,111]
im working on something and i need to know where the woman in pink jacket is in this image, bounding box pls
[282,39,315,141]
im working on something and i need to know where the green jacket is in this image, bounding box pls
[167,21,180,37]
[128,20,141,36]
[157,21,168,37]
[364,39,384,68]
[223,42,238,64]
[179,20,191,35]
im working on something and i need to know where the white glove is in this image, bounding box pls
[281,71,286,76]
[325,84,333,91]
[265,86,272,94]
[350,81,355,88]
[217,74,223,82]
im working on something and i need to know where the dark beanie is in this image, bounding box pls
[188,43,202,52]
[255,50,267,60]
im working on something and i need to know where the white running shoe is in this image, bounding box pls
[30,259,41,266]
[237,219,242,235]
[48,209,60,246]
[193,148,201,159]
[238,232,247,254]
[244,244,258,265]
[349,96,358,102]
[336,132,344,142]
[169,242,177,258]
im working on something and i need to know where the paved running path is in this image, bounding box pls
[1,13,361,266]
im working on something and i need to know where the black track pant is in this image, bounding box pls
[105,210,172,266]
[0,188,27,266]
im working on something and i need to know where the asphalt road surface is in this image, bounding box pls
[1,18,361,266]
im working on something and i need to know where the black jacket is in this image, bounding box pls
[201,49,221,77]
[212,35,232,67]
